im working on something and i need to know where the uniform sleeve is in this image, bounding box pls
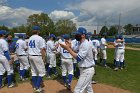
[2,41,8,51]
[101,38,106,45]
[23,41,27,49]
[76,43,89,62]
[97,41,100,47]
[39,38,46,49]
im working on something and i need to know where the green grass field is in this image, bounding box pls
[12,48,140,93]
[126,44,140,48]
[94,49,140,93]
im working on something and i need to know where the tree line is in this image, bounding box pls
[0,13,134,37]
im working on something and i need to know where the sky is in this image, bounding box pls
[0,0,140,33]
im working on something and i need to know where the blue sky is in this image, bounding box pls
[7,0,80,14]
[0,0,140,33]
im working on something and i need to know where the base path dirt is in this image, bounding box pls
[0,80,131,93]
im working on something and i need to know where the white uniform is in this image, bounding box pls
[46,40,56,68]
[16,39,30,71]
[74,39,95,93]
[28,35,46,77]
[0,39,11,75]
[100,38,107,59]
[114,39,125,63]
[57,41,73,76]
[92,39,100,60]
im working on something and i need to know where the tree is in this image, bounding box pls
[108,26,118,36]
[99,26,108,35]
[124,24,133,35]
[55,19,76,36]
[27,13,55,36]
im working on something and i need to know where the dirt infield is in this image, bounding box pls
[0,80,131,93]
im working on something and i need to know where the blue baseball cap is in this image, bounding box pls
[76,27,87,35]
[0,30,7,35]
[63,34,70,40]
[119,35,123,39]
[49,34,56,38]
[32,26,41,31]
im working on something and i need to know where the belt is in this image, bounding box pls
[79,65,94,69]
[30,55,41,56]
[18,55,27,56]
[118,48,123,49]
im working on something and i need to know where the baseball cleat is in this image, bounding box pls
[114,67,118,71]
[0,84,5,89]
[8,83,16,88]
[91,80,97,84]
[35,88,43,93]
[64,83,67,87]
[66,83,71,91]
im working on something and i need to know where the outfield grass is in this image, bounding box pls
[126,44,140,48]
[94,49,140,93]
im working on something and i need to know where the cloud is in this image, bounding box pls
[0,5,42,27]
[67,0,140,26]
[49,10,75,21]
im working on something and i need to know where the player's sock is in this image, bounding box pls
[103,59,106,66]
[100,58,102,63]
[45,63,49,71]
[0,75,2,87]
[47,67,51,76]
[62,76,67,84]
[22,69,27,78]
[53,67,57,74]
[68,74,73,84]
[120,62,123,68]
[32,76,37,88]
[113,59,116,66]
[36,76,42,89]
[73,63,76,71]
[7,75,12,86]
[116,61,119,68]
[94,60,97,65]
[19,70,23,78]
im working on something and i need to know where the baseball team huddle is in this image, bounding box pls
[0,26,125,93]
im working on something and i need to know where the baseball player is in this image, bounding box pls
[113,35,120,66]
[0,30,15,88]
[60,27,95,93]
[57,34,73,90]
[114,35,125,71]
[28,26,46,92]
[16,34,30,81]
[100,33,108,67]
[92,36,100,64]
[46,34,58,78]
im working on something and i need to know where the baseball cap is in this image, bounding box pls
[32,26,41,31]
[49,34,56,38]
[119,35,123,39]
[0,30,7,35]
[63,34,70,40]
[75,27,87,35]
